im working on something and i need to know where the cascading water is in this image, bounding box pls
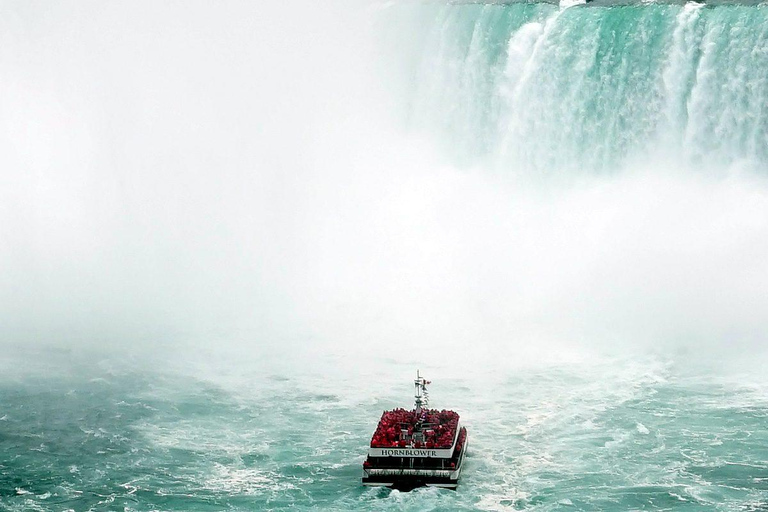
[401,3,768,173]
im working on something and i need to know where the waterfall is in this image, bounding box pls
[396,2,768,173]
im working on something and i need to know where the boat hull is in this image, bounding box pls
[362,475,460,491]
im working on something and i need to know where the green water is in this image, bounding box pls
[2,349,768,511]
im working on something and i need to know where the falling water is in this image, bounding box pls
[401,2,768,173]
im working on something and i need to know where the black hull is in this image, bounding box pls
[362,475,459,491]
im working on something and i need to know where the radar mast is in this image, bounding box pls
[414,370,430,414]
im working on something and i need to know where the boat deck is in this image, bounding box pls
[370,409,460,448]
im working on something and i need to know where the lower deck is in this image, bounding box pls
[362,427,468,491]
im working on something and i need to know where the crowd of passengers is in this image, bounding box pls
[370,408,460,448]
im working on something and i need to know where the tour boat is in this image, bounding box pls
[361,371,468,490]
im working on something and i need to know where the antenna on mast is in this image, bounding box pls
[414,370,430,414]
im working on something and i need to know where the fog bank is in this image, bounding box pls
[2,1,768,364]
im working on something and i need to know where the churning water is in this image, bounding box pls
[2,1,768,511]
[3,346,768,511]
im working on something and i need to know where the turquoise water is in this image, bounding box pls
[2,349,768,511]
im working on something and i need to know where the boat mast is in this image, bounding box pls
[414,370,430,414]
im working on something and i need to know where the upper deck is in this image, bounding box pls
[369,408,460,457]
